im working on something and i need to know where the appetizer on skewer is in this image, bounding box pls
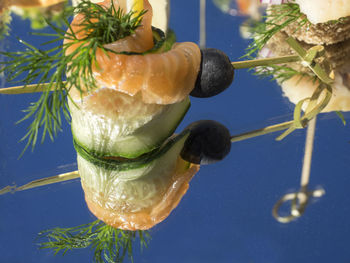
[248,0,350,113]
[241,0,350,222]
[213,0,262,19]
[1,0,231,260]
[212,0,264,39]
[0,0,11,38]
[65,0,204,230]
[1,0,232,233]
[2,0,341,261]
[4,0,68,29]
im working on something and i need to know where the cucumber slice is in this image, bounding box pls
[77,131,190,213]
[70,96,190,158]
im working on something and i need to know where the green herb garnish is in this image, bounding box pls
[242,2,314,83]
[0,0,145,156]
[245,3,309,58]
[74,1,146,45]
[39,220,150,263]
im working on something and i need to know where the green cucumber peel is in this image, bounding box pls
[73,130,190,171]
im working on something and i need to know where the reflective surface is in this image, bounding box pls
[2,0,350,262]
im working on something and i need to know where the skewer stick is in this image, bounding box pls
[1,39,328,95]
[285,37,333,85]
[272,117,325,223]
[300,117,316,187]
[230,120,294,143]
[0,82,63,94]
[231,55,300,69]
[199,0,206,48]
[230,82,328,143]
[0,171,79,195]
[0,118,318,196]
[231,37,332,85]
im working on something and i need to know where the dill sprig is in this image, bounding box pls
[0,0,145,156]
[243,3,311,83]
[38,220,151,263]
[245,3,309,58]
[75,1,146,44]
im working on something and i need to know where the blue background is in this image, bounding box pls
[1,0,350,262]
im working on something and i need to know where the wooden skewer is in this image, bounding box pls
[300,117,316,188]
[0,82,62,94]
[272,117,325,223]
[199,0,206,48]
[0,170,79,195]
[231,55,300,69]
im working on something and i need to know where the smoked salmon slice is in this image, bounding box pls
[66,0,201,105]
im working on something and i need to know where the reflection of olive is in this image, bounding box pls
[181,120,231,165]
[191,48,234,98]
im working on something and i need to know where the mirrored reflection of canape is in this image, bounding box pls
[4,0,67,29]
[259,0,350,113]
[252,0,350,222]
[213,0,262,19]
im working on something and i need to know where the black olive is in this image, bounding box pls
[180,120,231,165]
[191,48,234,98]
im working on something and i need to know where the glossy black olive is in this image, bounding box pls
[180,120,231,165]
[191,48,234,98]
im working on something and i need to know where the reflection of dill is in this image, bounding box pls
[39,220,150,263]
